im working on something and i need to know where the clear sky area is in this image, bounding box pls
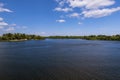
[0,0,120,36]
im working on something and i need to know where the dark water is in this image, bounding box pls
[0,39,120,80]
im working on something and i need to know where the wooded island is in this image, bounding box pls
[0,33,45,41]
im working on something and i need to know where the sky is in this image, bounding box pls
[0,0,120,36]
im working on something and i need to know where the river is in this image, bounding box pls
[0,39,120,80]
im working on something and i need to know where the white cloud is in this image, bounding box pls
[0,3,12,29]
[67,0,87,8]
[55,0,120,19]
[68,13,80,18]
[0,18,27,31]
[54,7,73,12]
[85,0,115,9]
[0,2,28,32]
[78,22,82,24]
[82,7,120,18]
[67,0,115,9]
[12,25,28,30]
[55,0,66,6]
[0,17,3,21]
[0,7,12,12]
[0,3,12,12]
[0,17,8,29]
[5,27,15,32]
[56,19,66,23]
[0,22,8,26]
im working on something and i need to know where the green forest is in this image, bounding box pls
[0,33,45,41]
[49,35,120,41]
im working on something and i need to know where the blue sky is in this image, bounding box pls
[0,0,120,36]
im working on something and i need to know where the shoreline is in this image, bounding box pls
[0,38,120,42]
[0,39,46,42]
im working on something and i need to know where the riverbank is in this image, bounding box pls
[0,33,45,42]
[48,35,120,41]
[0,33,120,41]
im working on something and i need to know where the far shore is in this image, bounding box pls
[9,39,28,42]
[0,39,46,42]
[0,39,27,42]
[0,33,120,42]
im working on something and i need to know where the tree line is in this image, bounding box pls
[48,35,120,41]
[0,33,120,41]
[0,33,45,41]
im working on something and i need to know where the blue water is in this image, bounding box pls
[0,39,120,80]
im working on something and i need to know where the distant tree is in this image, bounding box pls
[0,33,45,41]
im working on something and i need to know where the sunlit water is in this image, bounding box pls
[0,39,120,80]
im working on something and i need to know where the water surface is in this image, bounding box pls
[0,39,120,80]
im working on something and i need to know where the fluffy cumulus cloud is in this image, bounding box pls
[56,19,66,23]
[54,7,73,12]
[82,7,120,18]
[0,3,12,12]
[54,0,120,18]
[0,17,8,29]
[66,0,115,9]
[68,13,80,18]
